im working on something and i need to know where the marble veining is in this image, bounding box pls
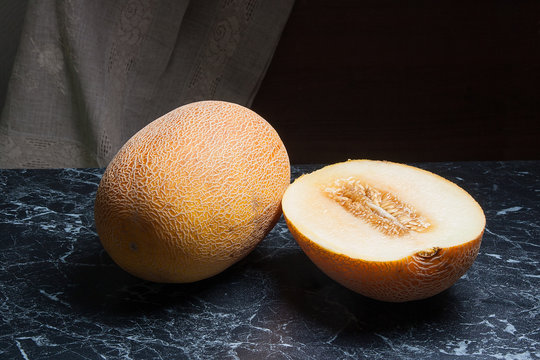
[0,162,539,359]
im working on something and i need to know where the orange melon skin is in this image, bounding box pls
[94,101,290,283]
[285,215,483,302]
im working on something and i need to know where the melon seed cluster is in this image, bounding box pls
[323,177,431,236]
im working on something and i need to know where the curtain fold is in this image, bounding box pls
[0,0,294,168]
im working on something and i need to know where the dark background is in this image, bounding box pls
[2,1,539,164]
[252,0,540,163]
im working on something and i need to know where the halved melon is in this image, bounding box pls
[282,160,485,302]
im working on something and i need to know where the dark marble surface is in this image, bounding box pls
[0,162,538,359]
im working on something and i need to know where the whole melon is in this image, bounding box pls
[94,101,290,283]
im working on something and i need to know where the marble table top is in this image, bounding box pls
[0,161,538,359]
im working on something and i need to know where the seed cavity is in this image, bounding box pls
[416,247,440,258]
[323,177,431,236]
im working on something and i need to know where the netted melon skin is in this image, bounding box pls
[94,101,290,283]
[285,209,483,302]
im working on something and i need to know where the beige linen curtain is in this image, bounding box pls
[0,0,294,168]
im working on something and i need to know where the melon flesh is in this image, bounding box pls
[284,160,484,261]
[282,160,485,301]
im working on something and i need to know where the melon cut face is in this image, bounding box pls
[282,160,485,302]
